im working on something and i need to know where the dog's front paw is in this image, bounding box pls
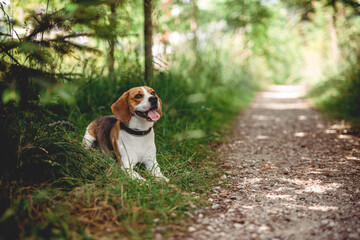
[128,170,147,182]
[154,176,169,183]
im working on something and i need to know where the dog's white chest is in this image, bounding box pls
[117,130,156,164]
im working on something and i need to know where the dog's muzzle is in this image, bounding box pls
[135,106,160,122]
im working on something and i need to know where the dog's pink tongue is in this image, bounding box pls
[148,110,160,122]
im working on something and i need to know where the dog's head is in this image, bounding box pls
[111,86,162,124]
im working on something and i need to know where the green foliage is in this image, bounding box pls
[0,0,133,106]
[303,1,360,128]
[225,0,273,28]
[250,5,304,84]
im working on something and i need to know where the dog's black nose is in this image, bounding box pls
[149,96,158,105]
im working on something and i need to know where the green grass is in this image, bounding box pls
[0,45,260,239]
[0,101,214,239]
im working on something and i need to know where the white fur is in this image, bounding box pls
[133,87,153,113]
[83,126,96,150]
[118,117,168,182]
[128,114,154,131]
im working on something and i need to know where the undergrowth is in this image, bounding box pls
[307,55,360,130]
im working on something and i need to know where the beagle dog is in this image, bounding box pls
[83,86,168,182]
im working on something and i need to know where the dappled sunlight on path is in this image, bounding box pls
[174,85,360,240]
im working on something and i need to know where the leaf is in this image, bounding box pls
[219,192,229,198]
[264,163,271,169]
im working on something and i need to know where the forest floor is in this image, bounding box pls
[170,85,360,240]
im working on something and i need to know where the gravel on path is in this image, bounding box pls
[170,85,360,240]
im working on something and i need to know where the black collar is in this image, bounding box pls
[120,122,152,136]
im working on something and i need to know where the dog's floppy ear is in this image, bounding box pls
[156,96,163,117]
[111,91,132,123]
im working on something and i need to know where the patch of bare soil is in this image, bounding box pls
[171,85,360,240]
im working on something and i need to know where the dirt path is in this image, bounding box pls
[172,85,360,240]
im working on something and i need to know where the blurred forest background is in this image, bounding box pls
[0,0,359,239]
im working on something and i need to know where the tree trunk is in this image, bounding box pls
[191,0,198,52]
[108,1,117,74]
[144,0,153,84]
[330,0,339,70]
[191,0,200,67]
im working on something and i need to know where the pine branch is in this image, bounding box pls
[0,61,81,82]
[0,45,21,65]
[0,33,11,37]
[65,41,102,54]
[61,32,96,39]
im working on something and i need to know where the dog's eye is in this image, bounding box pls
[135,94,143,99]
[151,91,156,96]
